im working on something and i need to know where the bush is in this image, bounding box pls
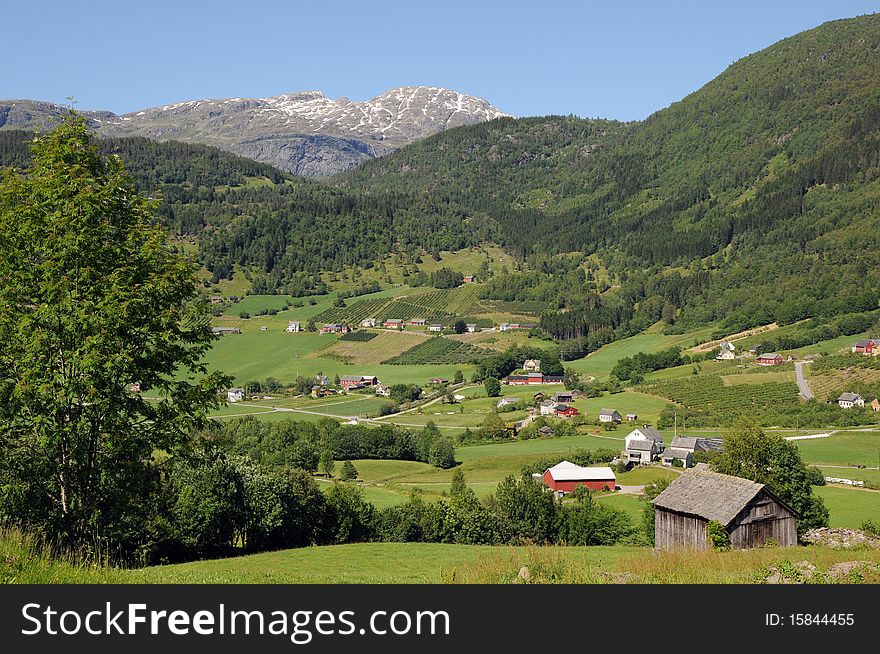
[340,460,358,481]
[483,377,502,397]
[706,520,731,551]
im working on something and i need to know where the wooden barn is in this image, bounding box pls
[652,470,797,550]
[543,461,616,495]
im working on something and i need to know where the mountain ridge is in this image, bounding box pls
[0,86,510,176]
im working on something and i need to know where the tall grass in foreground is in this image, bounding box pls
[443,545,880,584]
[0,528,129,584]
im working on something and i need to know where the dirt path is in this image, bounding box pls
[689,323,779,354]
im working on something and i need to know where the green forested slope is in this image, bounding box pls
[341,14,880,336]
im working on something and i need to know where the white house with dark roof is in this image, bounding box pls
[625,425,664,463]
[540,399,559,416]
[838,392,865,409]
[523,359,541,372]
[286,320,301,332]
[598,408,621,423]
[227,388,244,403]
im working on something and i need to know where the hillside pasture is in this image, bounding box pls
[315,330,429,365]
[814,486,880,528]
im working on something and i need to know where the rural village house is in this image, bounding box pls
[851,339,880,355]
[286,320,301,332]
[540,399,558,416]
[384,319,404,329]
[428,323,444,332]
[554,404,580,418]
[756,352,783,366]
[541,461,616,495]
[652,470,798,550]
[523,359,541,372]
[497,397,519,409]
[322,323,349,334]
[227,388,244,403]
[598,408,621,423]
[625,425,665,463]
[211,326,241,335]
[360,317,377,328]
[838,392,865,409]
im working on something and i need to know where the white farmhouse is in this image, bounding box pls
[286,320,301,333]
[227,388,245,403]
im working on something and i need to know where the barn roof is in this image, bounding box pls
[630,425,663,441]
[627,440,654,451]
[838,392,863,402]
[652,470,775,525]
[670,436,698,450]
[546,461,616,482]
[662,447,692,459]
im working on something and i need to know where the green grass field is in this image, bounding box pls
[139,543,644,584]
[566,325,715,380]
[815,486,880,528]
[794,431,880,467]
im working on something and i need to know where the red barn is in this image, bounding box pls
[554,404,580,418]
[542,461,616,494]
[756,353,783,366]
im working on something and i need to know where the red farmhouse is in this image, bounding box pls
[756,353,783,366]
[554,404,580,418]
[542,461,616,494]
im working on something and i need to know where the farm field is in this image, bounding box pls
[203,330,475,389]
[138,543,644,584]
[815,486,880,528]
[566,325,715,380]
[794,430,880,467]
[818,466,880,485]
[315,330,429,365]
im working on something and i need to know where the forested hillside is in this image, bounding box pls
[340,14,880,338]
[0,131,496,295]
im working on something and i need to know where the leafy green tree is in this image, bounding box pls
[711,418,829,534]
[428,438,456,469]
[0,117,230,552]
[319,448,335,478]
[483,377,502,397]
[454,369,464,384]
[333,373,341,387]
[340,460,358,481]
[325,483,376,543]
[454,319,467,334]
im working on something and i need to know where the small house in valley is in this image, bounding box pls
[661,448,693,468]
[716,341,736,361]
[542,461,616,495]
[652,470,798,550]
[756,352,783,366]
[227,388,244,403]
[554,404,580,418]
[552,391,574,404]
[625,425,664,463]
[384,319,404,329]
[408,318,427,326]
[852,339,880,355]
[497,397,519,409]
[540,399,558,415]
[598,408,621,423]
[322,323,348,334]
[430,377,449,385]
[211,327,241,335]
[463,275,475,283]
[625,413,638,423]
[375,384,391,397]
[428,323,444,332]
[838,392,865,409]
[523,359,541,372]
[286,320,301,333]
[465,323,478,333]
[360,317,377,328]
[872,398,880,412]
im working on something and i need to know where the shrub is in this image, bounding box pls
[706,520,731,551]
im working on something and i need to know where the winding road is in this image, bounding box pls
[794,361,814,400]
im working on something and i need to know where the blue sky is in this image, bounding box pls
[4,1,879,120]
